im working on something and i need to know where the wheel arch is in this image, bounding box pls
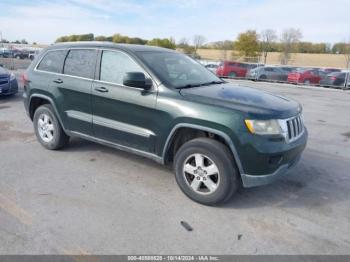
[162,123,244,175]
[29,94,67,132]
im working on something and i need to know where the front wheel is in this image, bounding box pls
[174,138,239,205]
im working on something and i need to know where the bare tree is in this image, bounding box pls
[260,29,277,64]
[280,28,302,65]
[193,35,206,52]
[178,37,189,47]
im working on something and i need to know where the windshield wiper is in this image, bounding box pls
[201,80,225,86]
[176,81,225,89]
[176,84,203,89]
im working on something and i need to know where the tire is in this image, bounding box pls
[259,75,267,81]
[33,104,69,150]
[228,72,237,78]
[174,137,239,205]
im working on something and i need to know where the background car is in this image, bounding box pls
[205,63,218,73]
[12,50,29,59]
[322,68,341,73]
[247,66,286,81]
[0,66,18,96]
[216,61,254,78]
[287,68,326,85]
[0,49,13,58]
[0,49,29,59]
[320,72,349,87]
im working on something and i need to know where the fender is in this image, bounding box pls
[162,123,244,174]
[28,93,68,132]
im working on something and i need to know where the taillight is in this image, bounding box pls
[22,72,30,89]
[22,72,28,82]
[330,76,337,81]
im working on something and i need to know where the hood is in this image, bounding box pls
[0,67,9,77]
[179,82,301,119]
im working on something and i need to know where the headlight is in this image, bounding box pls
[10,73,16,81]
[245,119,282,135]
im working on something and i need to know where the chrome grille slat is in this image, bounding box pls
[285,114,304,143]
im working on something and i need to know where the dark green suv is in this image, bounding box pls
[23,42,307,205]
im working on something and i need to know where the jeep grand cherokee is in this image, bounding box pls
[23,42,307,205]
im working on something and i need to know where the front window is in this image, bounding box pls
[100,50,145,85]
[137,51,223,89]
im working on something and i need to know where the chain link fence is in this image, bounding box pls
[197,50,350,90]
[1,43,349,90]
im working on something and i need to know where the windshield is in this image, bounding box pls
[137,51,223,89]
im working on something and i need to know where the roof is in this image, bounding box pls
[47,41,176,53]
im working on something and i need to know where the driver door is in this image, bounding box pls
[91,50,158,153]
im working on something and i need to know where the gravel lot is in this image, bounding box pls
[0,76,349,255]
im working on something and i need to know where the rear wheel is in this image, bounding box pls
[228,72,237,78]
[174,138,239,205]
[33,104,69,150]
[259,75,267,80]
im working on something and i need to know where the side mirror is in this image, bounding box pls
[123,72,152,90]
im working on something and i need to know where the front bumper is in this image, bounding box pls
[0,79,18,95]
[241,155,301,187]
[238,129,308,188]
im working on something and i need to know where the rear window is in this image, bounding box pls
[228,62,237,67]
[296,68,308,73]
[63,49,97,79]
[37,50,67,73]
[281,67,294,72]
[329,72,345,77]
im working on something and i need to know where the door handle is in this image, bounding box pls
[95,86,109,93]
[53,79,63,84]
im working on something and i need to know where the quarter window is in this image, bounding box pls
[37,50,67,73]
[100,50,144,85]
[63,49,97,79]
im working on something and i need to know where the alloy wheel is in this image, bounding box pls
[37,113,55,143]
[183,153,220,195]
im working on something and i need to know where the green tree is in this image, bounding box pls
[55,35,69,42]
[235,30,260,58]
[94,35,108,41]
[77,33,94,41]
[147,38,176,49]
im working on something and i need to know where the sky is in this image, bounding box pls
[0,0,349,44]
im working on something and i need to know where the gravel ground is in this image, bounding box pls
[0,78,349,255]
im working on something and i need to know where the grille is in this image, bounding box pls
[286,115,304,142]
[0,76,9,86]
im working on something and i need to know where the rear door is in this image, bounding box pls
[91,49,158,153]
[51,49,98,135]
[310,70,321,84]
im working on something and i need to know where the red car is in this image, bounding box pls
[287,68,326,85]
[216,61,255,78]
